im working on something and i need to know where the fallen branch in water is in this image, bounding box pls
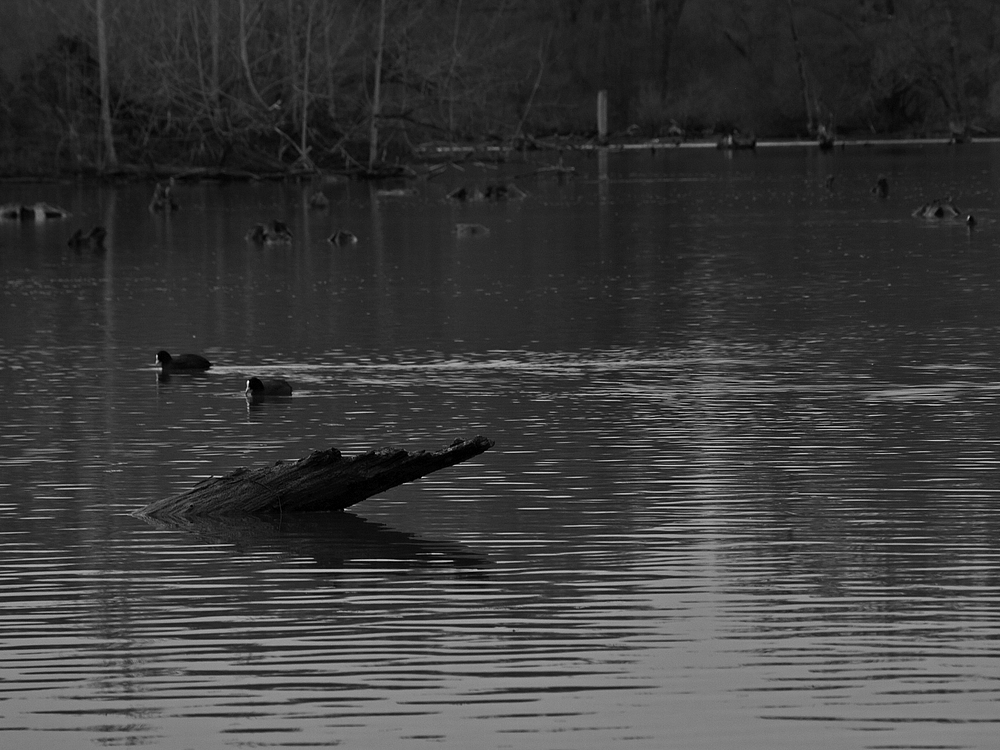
[136,436,495,521]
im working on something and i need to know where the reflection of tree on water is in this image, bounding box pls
[140,510,489,572]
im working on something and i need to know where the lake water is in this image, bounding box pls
[2,143,1000,749]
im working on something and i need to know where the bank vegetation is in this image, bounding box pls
[1,0,998,177]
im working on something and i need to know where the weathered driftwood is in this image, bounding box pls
[137,436,494,521]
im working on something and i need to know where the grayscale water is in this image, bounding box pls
[2,144,1000,749]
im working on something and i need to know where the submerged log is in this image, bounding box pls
[137,436,494,521]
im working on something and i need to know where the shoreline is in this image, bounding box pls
[417,136,995,154]
[0,136,992,185]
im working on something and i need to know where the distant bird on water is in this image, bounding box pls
[245,376,293,403]
[912,198,961,219]
[67,226,107,249]
[246,220,293,245]
[455,222,490,238]
[872,175,889,199]
[327,229,358,246]
[155,350,212,372]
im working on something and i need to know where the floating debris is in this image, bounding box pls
[327,229,358,246]
[0,202,70,221]
[455,223,490,238]
[376,187,419,198]
[447,182,526,202]
[67,226,107,249]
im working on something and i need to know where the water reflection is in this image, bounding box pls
[139,510,488,570]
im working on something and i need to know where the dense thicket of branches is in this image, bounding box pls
[1,0,998,174]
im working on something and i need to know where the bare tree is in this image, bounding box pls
[369,0,387,168]
[651,0,688,100]
[95,0,117,168]
[786,0,816,133]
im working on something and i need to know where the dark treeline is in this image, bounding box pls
[1,0,998,176]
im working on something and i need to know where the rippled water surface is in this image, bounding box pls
[3,145,1000,749]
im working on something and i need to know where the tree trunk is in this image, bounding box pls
[944,2,964,119]
[209,0,221,121]
[786,0,815,134]
[653,0,687,101]
[369,0,387,170]
[446,0,463,141]
[136,436,495,521]
[95,0,117,169]
[300,0,314,161]
[513,35,548,142]
[238,0,269,109]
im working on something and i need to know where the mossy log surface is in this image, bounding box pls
[136,436,494,521]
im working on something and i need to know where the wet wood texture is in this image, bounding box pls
[137,436,495,520]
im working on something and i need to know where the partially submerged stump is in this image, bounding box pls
[137,436,494,521]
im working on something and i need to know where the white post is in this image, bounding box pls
[597,89,608,144]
